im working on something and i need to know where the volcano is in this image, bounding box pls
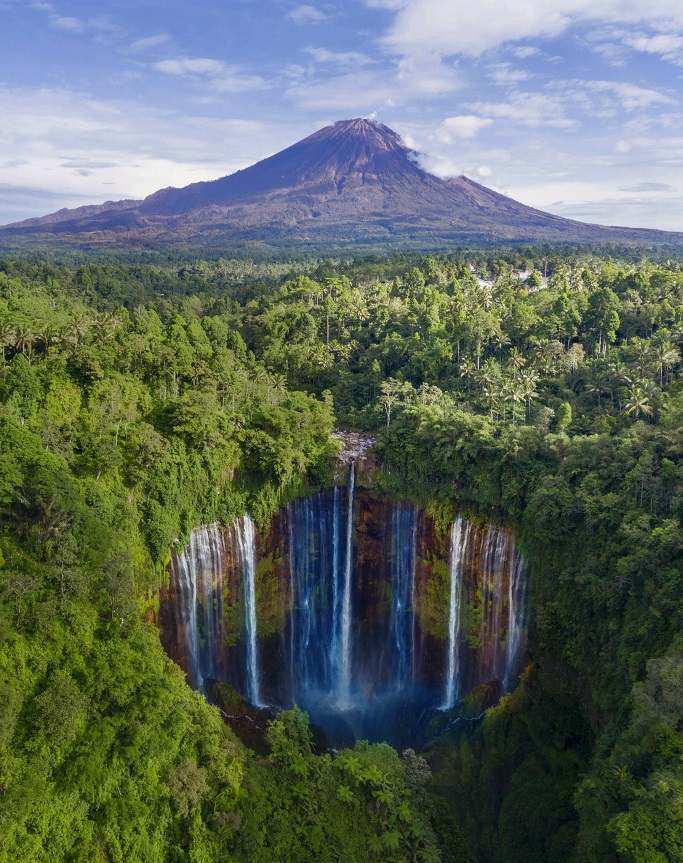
[2,118,681,248]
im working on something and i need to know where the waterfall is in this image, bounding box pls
[503,550,528,691]
[478,526,509,684]
[440,517,528,709]
[440,517,471,710]
[389,503,418,688]
[172,524,227,690]
[168,494,528,738]
[338,461,355,703]
[287,488,343,698]
[232,514,262,708]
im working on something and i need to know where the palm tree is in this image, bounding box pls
[65,313,90,351]
[520,369,539,419]
[476,359,499,419]
[585,371,610,408]
[492,332,510,358]
[95,311,122,343]
[507,347,526,379]
[0,321,15,361]
[14,322,34,354]
[37,323,58,355]
[624,386,654,420]
[459,356,477,393]
[508,381,525,425]
[651,341,680,387]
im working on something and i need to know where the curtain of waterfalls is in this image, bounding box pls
[287,488,343,698]
[441,518,528,710]
[169,499,528,727]
[172,524,227,690]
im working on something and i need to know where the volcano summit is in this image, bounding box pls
[2,118,682,248]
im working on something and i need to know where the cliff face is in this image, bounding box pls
[159,487,527,733]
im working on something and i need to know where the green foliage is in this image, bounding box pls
[3,249,683,861]
[232,708,442,862]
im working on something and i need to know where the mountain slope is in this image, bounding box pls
[2,118,682,247]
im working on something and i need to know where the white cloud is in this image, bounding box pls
[586,80,675,109]
[488,65,533,85]
[153,57,270,93]
[627,33,683,53]
[288,52,458,112]
[513,46,539,58]
[129,34,171,53]
[471,92,577,128]
[508,177,682,229]
[155,57,224,75]
[305,47,372,68]
[287,5,327,24]
[371,0,683,59]
[625,32,683,64]
[0,85,303,224]
[287,71,396,112]
[551,79,676,114]
[52,16,85,32]
[436,115,493,142]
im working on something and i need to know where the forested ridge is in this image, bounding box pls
[1,248,682,861]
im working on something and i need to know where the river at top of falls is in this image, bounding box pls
[168,487,528,744]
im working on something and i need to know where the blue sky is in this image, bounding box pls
[2,0,683,230]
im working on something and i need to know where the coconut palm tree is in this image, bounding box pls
[625,386,654,420]
[507,347,526,379]
[651,341,680,387]
[13,322,34,354]
[0,321,15,361]
[459,356,477,393]
[520,369,539,419]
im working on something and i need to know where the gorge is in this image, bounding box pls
[161,466,528,744]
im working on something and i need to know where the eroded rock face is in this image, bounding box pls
[158,487,528,743]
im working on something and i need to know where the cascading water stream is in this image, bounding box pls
[440,517,528,709]
[233,514,262,708]
[503,551,527,691]
[440,517,470,710]
[338,462,356,704]
[287,488,343,701]
[389,503,418,689]
[168,494,528,740]
[172,524,227,690]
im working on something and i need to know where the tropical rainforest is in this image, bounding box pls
[0,246,682,863]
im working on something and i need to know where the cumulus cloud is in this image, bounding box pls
[371,0,683,58]
[436,115,493,142]
[287,5,327,24]
[0,85,300,224]
[28,2,121,38]
[625,32,683,64]
[51,16,85,32]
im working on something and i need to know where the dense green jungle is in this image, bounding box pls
[1,246,683,863]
